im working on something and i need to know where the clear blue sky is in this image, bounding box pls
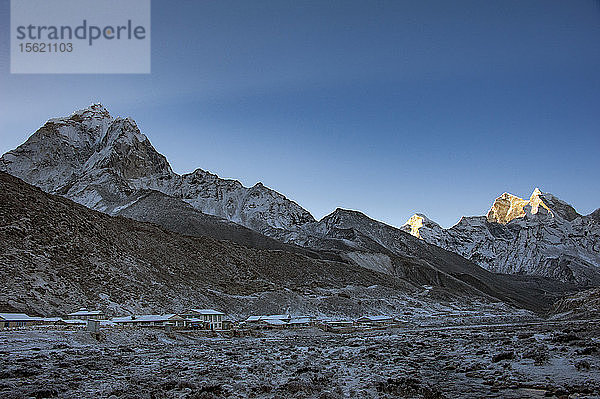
[1,0,599,227]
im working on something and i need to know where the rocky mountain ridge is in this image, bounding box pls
[1,104,596,298]
[5,171,561,320]
[0,104,313,239]
[0,171,417,317]
[0,171,575,317]
[402,189,600,286]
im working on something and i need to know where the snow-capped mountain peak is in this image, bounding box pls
[402,190,600,286]
[485,187,582,225]
[47,103,114,143]
[51,103,112,123]
[486,188,553,224]
[401,213,443,241]
[0,104,116,192]
[0,104,315,236]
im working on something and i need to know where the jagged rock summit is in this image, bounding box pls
[0,104,313,237]
[402,189,600,286]
[486,188,580,224]
[403,214,445,242]
[486,188,553,224]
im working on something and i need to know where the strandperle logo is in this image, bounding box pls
[11,0,151,74]
[15,20,147,46]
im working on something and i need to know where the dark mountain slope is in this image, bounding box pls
[105,192,574,312]
[301,209,576,311]
[0,172,416,316]
[112,190,336,261]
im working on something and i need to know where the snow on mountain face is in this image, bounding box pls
[286,207,578,311]
[402,189,600,286]
[2,105,598,290]
[174,171,315,236]
[0,104,314,235]
[0,104,112,192]
[403,214,445,242]
[591,209,600,223]
[487,190,543,224]
[1,171,419,317]
[485,187,579,224]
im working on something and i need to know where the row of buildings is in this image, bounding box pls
[1,309,405,331]
[242,314,403,331]
[0,308,226,330]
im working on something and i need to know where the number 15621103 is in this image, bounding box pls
[19,43,73,53]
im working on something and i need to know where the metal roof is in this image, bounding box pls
[112,314,180,323]
[324,319,354,324]
[245,314,290,322]
[0,313,39,321]
[67,309,104,316]
[288,317,312,324]
[189,309,225,315]
[61,319,87,325]
[263,319,286,325]
[357,315,393,322]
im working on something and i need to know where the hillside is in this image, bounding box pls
[0,172,417,317]
[0,104,583,314]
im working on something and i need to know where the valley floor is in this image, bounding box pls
[1,320,599,399]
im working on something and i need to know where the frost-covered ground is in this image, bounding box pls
[1,320,599,399]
